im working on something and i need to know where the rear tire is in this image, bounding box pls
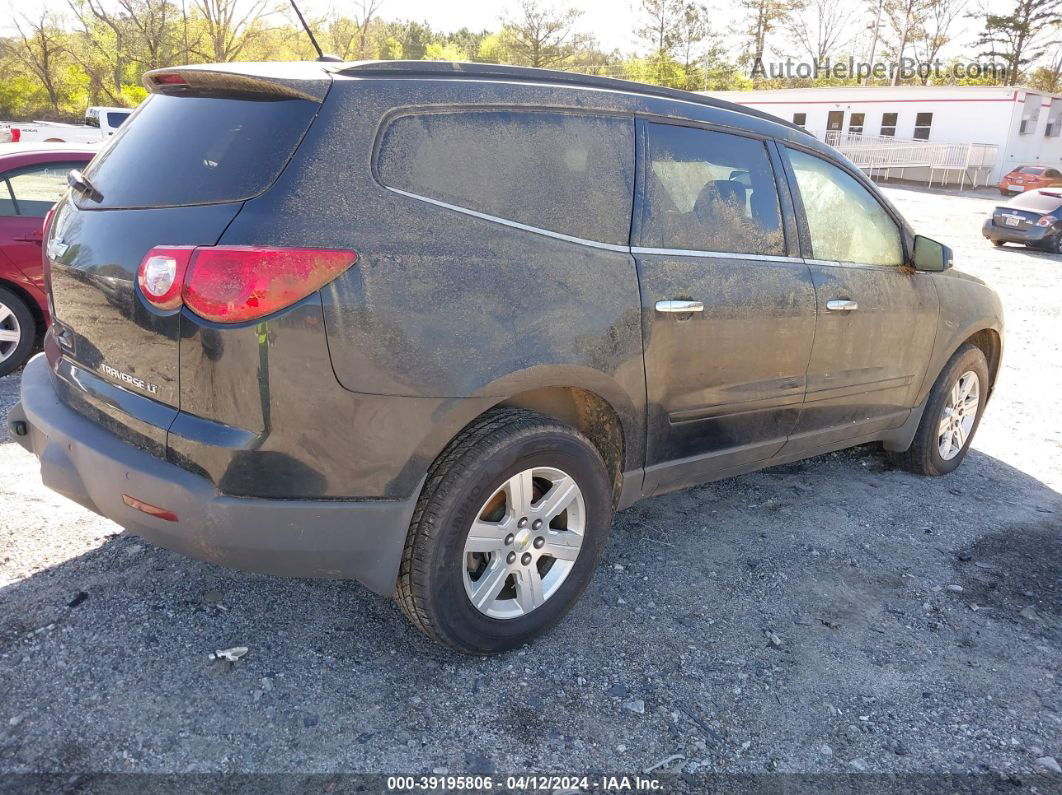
[396,407,613,654]
[991,240,1004,247]
[889,344,990,476]
[0,287,36,377]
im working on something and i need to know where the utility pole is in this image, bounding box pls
[865,0,884,86]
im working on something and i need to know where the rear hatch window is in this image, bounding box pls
[76,93,319,209]
[1009,190,1062,213]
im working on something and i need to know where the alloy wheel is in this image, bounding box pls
[0,301,22,365]
[462,466,585,619]
[938,370,979,461]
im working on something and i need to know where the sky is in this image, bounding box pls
[1,0,1006,64]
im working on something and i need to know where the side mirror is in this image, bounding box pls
[912,235,952,272]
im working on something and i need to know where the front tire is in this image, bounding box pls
[889,344,990,476]
[396,408,614,654]
[0,287,36,377]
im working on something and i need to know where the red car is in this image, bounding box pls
[0,143,95,375]
[997,165,1062,195]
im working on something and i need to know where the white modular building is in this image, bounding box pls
[709,85,1062,186]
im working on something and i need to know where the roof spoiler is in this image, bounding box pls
[143,66,330,103]
[335,60,807,135]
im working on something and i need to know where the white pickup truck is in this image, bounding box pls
[0,106,132,144]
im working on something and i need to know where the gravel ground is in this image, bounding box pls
[0,184,1059,789]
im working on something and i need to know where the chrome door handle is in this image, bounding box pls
[655,300,704,313]
[826,299,858,312]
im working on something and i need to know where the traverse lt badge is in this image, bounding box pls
[99,363,159,395]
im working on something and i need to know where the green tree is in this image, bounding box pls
[636,0,685,84]
[975,0,1062,85]
[6,12,71,114]
[499,0,585,68]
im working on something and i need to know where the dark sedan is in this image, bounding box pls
[0,143,96,374]
[982,188,1062,253]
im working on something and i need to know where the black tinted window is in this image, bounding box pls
[376,110,634,245]
[640,123,784,255]
[1010,190,1062,212]
[80,94,317,209]
[106,112,129,128]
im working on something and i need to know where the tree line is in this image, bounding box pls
[1,0,1060,121]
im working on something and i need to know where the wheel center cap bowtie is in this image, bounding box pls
[514,528,533,553]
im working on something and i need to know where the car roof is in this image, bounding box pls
[149,59,808,136]
[335,60,809,135]
[0,142,98,157]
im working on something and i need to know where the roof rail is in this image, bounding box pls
[334,60,805,134]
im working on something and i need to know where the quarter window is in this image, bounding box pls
[639,123,785,256]
[375,109,634,245]
[787,148,903,267]
[0,162,81,217]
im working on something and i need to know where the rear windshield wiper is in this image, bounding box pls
[68,169,103,203]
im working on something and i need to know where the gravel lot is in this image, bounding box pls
[0,184,1059,788]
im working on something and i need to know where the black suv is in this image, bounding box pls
[10,61,1003,654]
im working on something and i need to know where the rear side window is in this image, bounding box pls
[1,162,83,217]
[375,109,634,245]
[106,112,130,128]
[79,94,318,209]
[639,123,785,256]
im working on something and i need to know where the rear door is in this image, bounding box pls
[780,146,938,445]
[46,80,325,447]
[634,120,816,495]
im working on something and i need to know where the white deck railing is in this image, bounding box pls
[822,131,998,188]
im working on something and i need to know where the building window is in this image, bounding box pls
[849,113,865,135]
[1043,99,1060,136]
[913,113,933,140]
[793,112,807,128]
[1020,93,1041,134]
[881,112,897,137]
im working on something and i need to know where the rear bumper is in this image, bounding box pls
[8,354,420,595]
[982,219,1053,246]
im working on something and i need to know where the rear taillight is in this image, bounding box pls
[9,127,20,143]
[136,245,357,323]
[42,206,56,242]
[1036,215,1057,227]
[42,206,57,300]
[137,246,194,310]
